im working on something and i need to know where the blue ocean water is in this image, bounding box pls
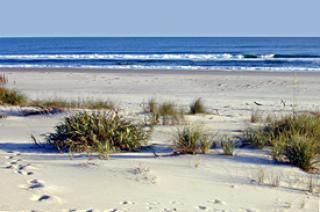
[0,37,320,71]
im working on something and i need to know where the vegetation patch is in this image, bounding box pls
[190,98,207,114]
[30,99,115,110]
[250,109,263,123]
[47,111,151,158]
[221,138,235,156]
[0,87,27,106]
[243,114,320,171]
[174,126,211,154]
[145,99,184,125]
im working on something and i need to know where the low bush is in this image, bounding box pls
[0,87,27,106]
[221,139,235,156]
[243,114,320,171]
[174,126,211,154]
[190,98,207,114]
[47,111,151,158]
[283,134,318,171]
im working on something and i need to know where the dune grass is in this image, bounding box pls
[190,98,207,114]
[29,99,115,110]
[0,73,8,87]
[0,87,27,106]
[145,98,158,114]
[174,126,211,154]
[0,73,27,106]
[221,139,235,156]
[250,109,263,123]
[146,99,184,125]
[243,113,320,171]
[47,111,151,158]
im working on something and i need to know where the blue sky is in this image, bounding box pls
[0,0,319,37]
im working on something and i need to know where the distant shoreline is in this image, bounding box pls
[2,67,320,77]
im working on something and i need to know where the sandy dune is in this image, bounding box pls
[0,69,319,211]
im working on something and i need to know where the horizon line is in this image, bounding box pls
[1,35,320,38]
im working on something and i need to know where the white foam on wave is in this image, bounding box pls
[1,53,318,62]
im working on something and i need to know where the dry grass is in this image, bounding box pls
[145,99,185,125]
[0,73,8,87]
[190,98,207,114]
[174,126,211,154]
[0,87,27,106]
[250,109,263,123]
[29,99,115,110]
[0,73,27,106]
[221,138,235,156]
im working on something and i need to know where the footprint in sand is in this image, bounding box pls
[5,155,14,160]
[107,209,123,212]
[145,201,160,210]
[207,199,227,205]
[15,169,34,176]
[28,179,46,190]
[30,194,63,204]
[18,179,45,190]
[3,153,33,176]
[31,194,51,202]
[196,205,209,211]
[120,200,135,205]
[163,208,177,212]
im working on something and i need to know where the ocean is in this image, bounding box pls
[0,37,320,71]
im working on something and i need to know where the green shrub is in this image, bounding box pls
[243,128,273,149]
[243,114,320,171]
[47,111,151,158]
[284,134,319,171]
[221,139,235,156]
[190,98,206,114]
[174,126,211,154]
[0,87,27,106]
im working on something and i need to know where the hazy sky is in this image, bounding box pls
[1,0,319,37]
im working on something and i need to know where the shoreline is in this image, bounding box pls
[2,67,320,77]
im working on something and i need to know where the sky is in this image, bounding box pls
[0,0,319,37]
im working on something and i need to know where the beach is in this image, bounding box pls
[0,68,319,211]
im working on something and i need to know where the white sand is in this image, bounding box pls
[0,69,319,211]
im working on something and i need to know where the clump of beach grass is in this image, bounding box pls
[0,73,8,87]
[145,99,184,125]
[190,98,207,114]
[0,73,27,106]
[174,126,211,154]
[243,114,320,172]
[144,98,157,114]
[47,111,151,158]
[250,109,263,123]
[29,99,115,110]
[0,87,27,106]
[221,138,235,156]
